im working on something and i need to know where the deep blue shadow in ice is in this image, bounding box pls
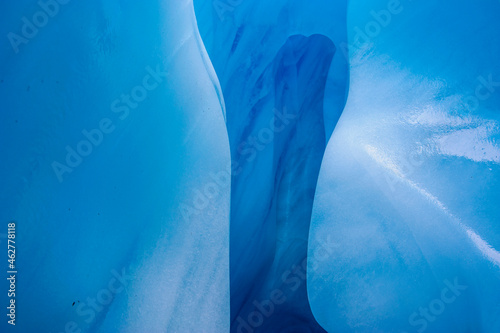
[228,34,335,332]
[195,1,349,331]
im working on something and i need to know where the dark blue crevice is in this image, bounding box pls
[229,34,335,333]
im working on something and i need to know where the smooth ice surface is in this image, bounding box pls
[309,1,500,332]
[2,0,500,332]
[0,1,229,332]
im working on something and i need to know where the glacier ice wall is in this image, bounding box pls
[194,0,349,331]
[0,1,229,332]
[1,0,500,332]
[308,1,500,332]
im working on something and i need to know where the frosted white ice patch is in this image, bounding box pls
[434,125,500,163]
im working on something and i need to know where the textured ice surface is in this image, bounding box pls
[308,1,500,332]
[1,0,500,332]
[1,1,229,332]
